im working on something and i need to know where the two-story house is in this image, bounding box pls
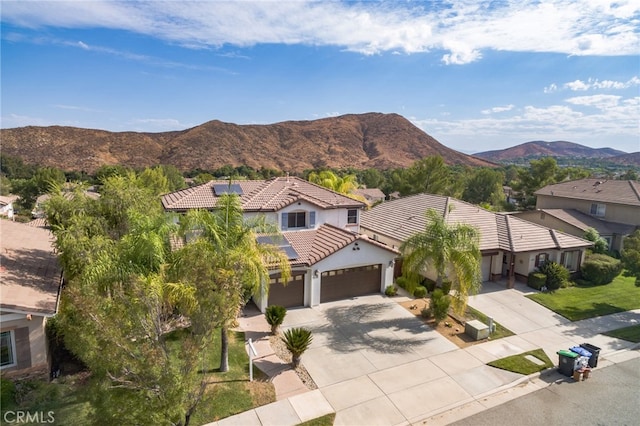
[360,193,592,285]
[161,177,398,311]
[519,179,640,251]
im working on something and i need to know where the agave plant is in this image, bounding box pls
[265,305,287,334]
[281,327,313,368]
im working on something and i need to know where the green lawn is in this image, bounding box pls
[298,413,336,426]
[487,349,554,375]
[526,273,640,321]
[1,330,275,426]
[603,325,640,343]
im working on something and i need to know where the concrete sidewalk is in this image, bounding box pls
[208,283,639,426]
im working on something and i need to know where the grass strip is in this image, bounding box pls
[487,349,554,375]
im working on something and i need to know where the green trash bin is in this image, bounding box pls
[557,349,579,377]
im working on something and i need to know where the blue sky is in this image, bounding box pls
[1,1,639,154]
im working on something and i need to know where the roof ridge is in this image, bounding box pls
[503,214,515,252]
[628,180,640,202]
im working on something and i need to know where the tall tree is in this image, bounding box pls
[401,208,481,314]
[462,168,505,207]
[515,157,562,209]
[175,194,291,372]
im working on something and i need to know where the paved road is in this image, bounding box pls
[451,357,640,426]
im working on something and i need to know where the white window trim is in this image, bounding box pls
[347,208,358,225]
[0,330,17,369]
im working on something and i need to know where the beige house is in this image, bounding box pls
[1,220,61,378]
[162,177,398,311]
[530,179,640,251]
[360,193,592,285]
[353,188,386,206]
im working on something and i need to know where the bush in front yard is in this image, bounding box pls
[441,280,452,295]
[396,275,419,294]
[538,261,570,290]
[528,272,547,290]
[413,285,427,298]
[430,289,451,325]
[581,254,623,285]
[385,285,398,297]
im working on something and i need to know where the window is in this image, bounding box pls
[287,211,306,229]
[1,331,16,368]
[535,253,549,268]
[347,209,358,224]
[590,203,606,217]
[561,250,580,272]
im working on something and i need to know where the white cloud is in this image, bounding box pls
[129,118,191,131]
[544,83,558,93]
[547,76,640,93]
[2,1,638,64]
[565,80,591,91]
[481,105,515,114]
[565,94,622,108]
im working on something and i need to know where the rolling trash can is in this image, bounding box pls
[557,350,579,377]
[580,343,601,368]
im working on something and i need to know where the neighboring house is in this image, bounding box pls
[162,177,399,311]
[360,193,592,285]
[516,209,636,252]
[0,195,18,220]
[535,179,640,226]
[0,220,62,378]
[353,188,386,206]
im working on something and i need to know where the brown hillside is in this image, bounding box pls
[1,113,494,173]
[475,140,627,162]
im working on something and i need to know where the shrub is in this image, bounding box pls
[385,285,398,297]
[430,289,451,326]
[441,280,452,295]
[396,275,419,294]
[527,272,547,290]
[1,378,15,408]
[581,254,623,285]
[282,327,313,368]
[538,261,570,290]
[421,307,431,318]
[413,285,427,298]
[265,305,287,334]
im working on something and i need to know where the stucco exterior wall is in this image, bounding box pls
[536,195,640,226]
[0,315,48,375]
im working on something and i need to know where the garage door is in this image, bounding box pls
[320,264,381,303]
[268,273,305,308]
[481,256,492,282]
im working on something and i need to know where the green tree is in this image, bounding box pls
[401,208,481,314]
[404,156,453,196]
[282,327,313,368]
[515,157,562,209]
[462,168,505,206]
[175,194,291,372]
[584,228,608,254]
[621,230,640,286]
[308,170,359,194]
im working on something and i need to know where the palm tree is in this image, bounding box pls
[175,193,291,372]
[282,327,313,368]
[265,305,287,334]
[307,170,367,203]
[401,208,481,314]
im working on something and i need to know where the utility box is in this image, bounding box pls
[465,319,489,340]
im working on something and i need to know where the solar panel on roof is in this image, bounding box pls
[256,235,298,260]
[213,183,243,195]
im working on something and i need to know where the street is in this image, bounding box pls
[451,356,640,426]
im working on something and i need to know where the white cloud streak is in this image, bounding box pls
[2,1,638,64]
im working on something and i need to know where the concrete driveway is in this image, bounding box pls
[281,295,524,425]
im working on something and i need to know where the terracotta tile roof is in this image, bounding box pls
[535,209,636,235]
[283,224,398,267]
[0,220,61,315]
[360,193,592,253]
[535,179,640,207]
[162,176,365,212]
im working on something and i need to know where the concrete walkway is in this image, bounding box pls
[206,281,639,426]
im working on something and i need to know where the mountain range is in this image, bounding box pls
[0,113,494,174]
[474,141,637,164]
[2,115,637,174]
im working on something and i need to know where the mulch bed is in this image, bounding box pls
[399,299,489,349]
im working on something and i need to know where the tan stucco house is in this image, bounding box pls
[360,193,592,285]
[162,177,398,312]
[1,220,62,378]
[523,179,640,251]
